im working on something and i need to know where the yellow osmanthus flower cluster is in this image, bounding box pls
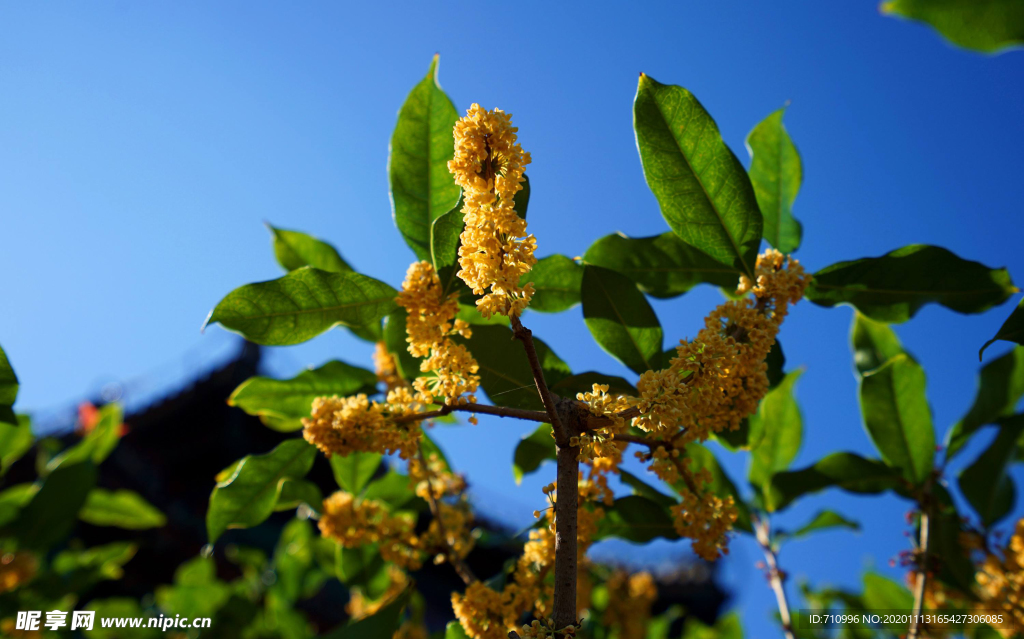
[975,517,1024,636]
[319,491,423,569]
[397,260,480,409]
[604,570,658,639]
[303,390,424,461]
[448,105,536,319]
[578,249,809,560]
[0,552,37,594]
[374,341,404,393]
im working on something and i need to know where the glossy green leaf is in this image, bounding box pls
[268,224,352,273]
[522,254,583,313]
[322,588,410,639]
[747,107,803,253]
[981,296,1024,359]
[851,311,906,376]
[48,403,122,471]
[882,0,1024,53]
[584,231,740,299]
[766,452,904,512]
[13,461,96,549]
[549,371,637,398]
[430,195,468,297]
[634,74,762,277]
[859,354,935,485]
[679,443,753,532]
[0,414,34,474]
[749,370,804,495]
[619,469,677,508]
[79,488,167,529]
[947,346,1024,458]
[457,324,571,411]
[775,510,860,543]
[389,54,461,260]
[595,495,679,543]
[582,265,662,375]
[330,451,382,494]
[275,478,323,513]
[207,439,316,543]
[0,343,18,410]
[959,415,1024,528]
[513,423,554,484]
[206,267,398,346]
[229,360,378,432]
[807,245,1016,323]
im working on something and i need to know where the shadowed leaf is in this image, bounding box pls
[746,107,803,254]
[882,0,1024,53]
[980,296,1024,359]
[582,265,662,375]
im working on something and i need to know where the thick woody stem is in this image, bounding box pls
[908,509,931,639]
[755,518,795,639]
[416,438,477,585]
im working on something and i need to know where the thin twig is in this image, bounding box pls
[416,437,476,585]
[755,517,795,639]
[509,315,566,441]
[392,403,549,424]
[908,509,931,639]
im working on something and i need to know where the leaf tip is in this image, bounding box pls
[200,309,214,334]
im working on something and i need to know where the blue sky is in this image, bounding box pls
[1,1,1022,634]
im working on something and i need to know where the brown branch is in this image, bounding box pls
[416,437,476,585]
[509,315,566,442]
[610,433,658,447]
[755,517,795,639]
[908,509,931,639]
[392,403,549,424]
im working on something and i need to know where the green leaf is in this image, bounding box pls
[0,414,34,474]
[336,543,387,590]
[389,54,461,260]
[207,439,316,543]
[958,415,1024,528]
[748,370,804,495]
[79,488,167,529]
[0,343,18,410]
[766,452,904,511]
[851,311,906,376]
[457,324,571,411]
[13,461,96,549]
[584,231,740,299]
[513,423,555,484]
[633,74,762,277]
[522,254,583,313]
[156,557,232,620]
[981,296,1024,359]
[549,372,637,398]
[229,360,379,432]
[862,572,914,635]
[679,443,753,532]
[47,403,123,471]
[0,483,38,527]
[514,174,530,220]
[582,265,662,375]
[947,346,1024,458]
[682,612,743,639]
[746,107,803,254]
[272,518,316,604]
[882,0,1024,53]
[766,339,786,389]
[619,469,677,508]
[275,478,324,513]
[52,541,137,581]
[362,470,425,512]
[596,495,679,543]
[806,245,1016,323]
[268,224,353,273]
[206,267,398,346]
[775,510,860,543]
[430,195,466,291]
[445,621,471,639]
[859,354,935,485]
[331,451,383,494]
[322,588,410,639]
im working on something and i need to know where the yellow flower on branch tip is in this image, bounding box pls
[448,104,536,319]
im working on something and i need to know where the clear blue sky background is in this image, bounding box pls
[2,2,1022,634]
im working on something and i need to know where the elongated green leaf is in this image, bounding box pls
[860,354,935,485]
[206,267,398,346]
[207,439,316,543]
[766,452,904,511]
[389,55,461,260]
[14,461,97,549]
[272,518,316,604]
[882,0,1024,53]
[807,245,1016,323]
[748,371,803,494]
[0,414,33,474]
[582,265,662,375]
[747,107,802,254]
[981,296,1024,359]
[48,403,122,471]
[457,324,571,411]
[155,557,232,621]
[275,478,323,513]
[229,360,379,432]
[522,254,583,313]
[633,74,762,277]
[775,510,860,543]
[619,469,677,508]
[268,224,352,273]
[549,372,637,398]
[79,488,167,529]
[959,415,1024,528]
[52,542,137,583]
[596,495,679,543]
[584,231,740,299]
[0,344,18,410]
[0,483,38,527]
[513,423,554,484]
[330,451,382,494]
[679,444,752,532]
[429,195,471,300]
[947,346,1024,458]
[852,311,906,376]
